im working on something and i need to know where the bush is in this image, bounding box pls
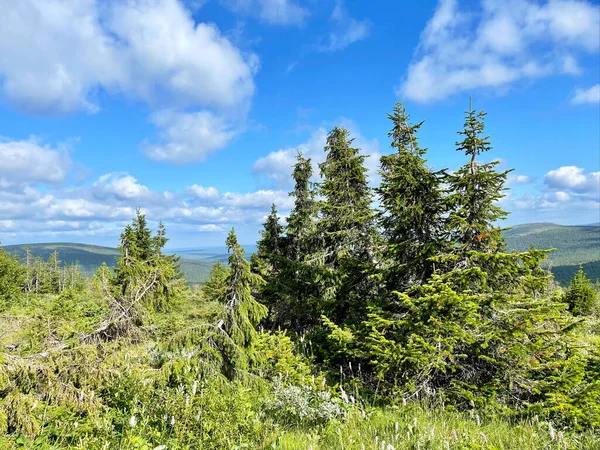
[564,267,598,316]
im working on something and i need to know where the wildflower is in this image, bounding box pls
[451,429,457,441]
[476,414,481,426]
[557,431,564,442]
[362,409,366,418]
[480,432,488,443]
[430,426,434,438]
[129,415,137,428]
[413,417,418,428]
[185,395,189,408]
[74,422,79,428]
[340,386,349,403]
[395,421,399,433]
[170,415,175,426]
[192,380,198,396]
[387,444,395,450]
[350,395,356,405]
[308,446,313,450]
[549,424,555,441]
[444,442,450,450]
[402,397,407,406]
[322,377,326,388]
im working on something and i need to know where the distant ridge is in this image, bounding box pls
[504,222,600,284]
[3,224,597,285]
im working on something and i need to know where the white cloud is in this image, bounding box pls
[143,110,238,163]
[222,0,308,26]
[572,84,600,104]
[318,0,370,52]
[507,174,532,185]
[197,224,227,232]
[545,165,600,194]
[0,170,298,243]
[0,138,72,185]
[399,0,600,102]
[253,121,380,189]
[0,0,258,163]
[92,173,152,200]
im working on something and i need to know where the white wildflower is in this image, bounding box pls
[129,415,137,428]
[192,380,198,396]
[549,423,555,441]
[170,415,175,426]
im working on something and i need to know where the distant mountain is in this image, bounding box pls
[1,242,223,285]
[3,226,597,286]
[504,223,600,284]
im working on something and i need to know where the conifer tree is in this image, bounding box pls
[285,152,317,261]
[564,267,597,316]
[251,204,283,278]
[446,100,511,265]
[317,126,378,325]
[377,102,446,289]
[223,228,267,349]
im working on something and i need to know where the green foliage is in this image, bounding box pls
[0,247,24,310]
[200,261,230,303]
[563,267,598,316]
[1,101,598,448]
[377,102,446,289]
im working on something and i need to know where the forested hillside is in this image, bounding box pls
[1,243,218,285]
[505,223,600,284]
[0,103,598,449]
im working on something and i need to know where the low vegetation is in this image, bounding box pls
[0,102,598,449]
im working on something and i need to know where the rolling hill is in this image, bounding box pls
[504,223,600,284]
[1,242,221,286]
[2,225,598,285]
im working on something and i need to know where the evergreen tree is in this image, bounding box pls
[251,204,283,278]
[377,102,446,289]
[200,261,230,303]
[317,126,378,325]
[0,245,25,310]
[564,267,597,316]
[223,228,267,349]
[446,100,511,266]
[285,152,317,261]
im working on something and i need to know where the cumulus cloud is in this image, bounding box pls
[222,0,308,26]
[253,121,380,189]
[572,84,600,104]
[318,0,370,52]
[506,174,532,185]
[399,0,600,102]
[143,110,239,163]
[0,170,296,243]
[0,0,258,163]
[545,165,600,194]
[0,138,72,185]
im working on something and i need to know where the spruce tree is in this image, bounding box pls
[446,100,511,266]
[564,267,597,316]
[251,203,283,278]
[285,152,317,262]
[317,126,378,325]
[223,228,267,349]
[377,102,446,289]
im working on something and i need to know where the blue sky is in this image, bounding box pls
[0,0,598,248]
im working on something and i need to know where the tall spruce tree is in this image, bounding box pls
[285,152,317,261]
[251,204,283,278]
[270,153,320,331]
[223,228,267,349]
[446,100,511,266]
[317,126,378,325]
[377,102,446,289]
